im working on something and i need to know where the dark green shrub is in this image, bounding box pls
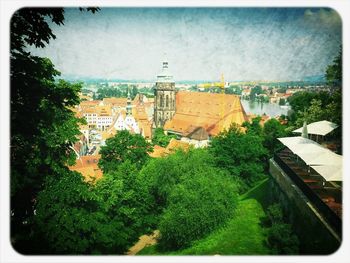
[158,169,239,250]
[262,204,299,255]
[268,223,299,255]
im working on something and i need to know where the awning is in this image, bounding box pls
[277,136,343,181]
[293,120,338,136]
[311,165,343,182]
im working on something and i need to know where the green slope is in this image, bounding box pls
[138,178,271,255]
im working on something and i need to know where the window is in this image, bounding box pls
[160,94,164,107]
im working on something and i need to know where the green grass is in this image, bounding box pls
[240,177,271,209]
[137,178,272,255]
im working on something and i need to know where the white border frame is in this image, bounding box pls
[1,1,349,263]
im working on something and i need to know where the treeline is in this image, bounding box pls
[94,85,138,100]
[32,125,269,253]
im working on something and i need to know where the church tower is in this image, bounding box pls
[154,58,176,128]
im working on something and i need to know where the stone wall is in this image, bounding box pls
[269,158,341,255]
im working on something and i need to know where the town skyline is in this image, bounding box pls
[27,7,341,82]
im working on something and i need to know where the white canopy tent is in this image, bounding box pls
[310,165,343,182]
[293,120,338,136]
[277,136,342,181]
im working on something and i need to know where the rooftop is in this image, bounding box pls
[164,91,247,136]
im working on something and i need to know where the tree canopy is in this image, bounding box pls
[209,124,268,192]
[151,128,176,147]
[10,7,98,253]
[98,130,153,173]
[34,161,153,254]
[139,149,239,251]
[326,47,342,86]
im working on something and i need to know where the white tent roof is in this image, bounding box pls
[293,120,338,136]
[277,136,343,181]
[311,165,343,182]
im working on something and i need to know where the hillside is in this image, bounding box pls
[137,178,271,255]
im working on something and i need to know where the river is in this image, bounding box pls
[240,99,291,117]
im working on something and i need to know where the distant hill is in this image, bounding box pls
[302,74,326,82]
[60,74,327,86]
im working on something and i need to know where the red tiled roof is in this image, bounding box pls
[103,97,127,107]
[149,145,166,158]
[150,139,191,158]
[165,138,191,153]
[164,91,247,136]
[68,155,103,182]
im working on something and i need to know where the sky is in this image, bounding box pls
[27,8,342,82]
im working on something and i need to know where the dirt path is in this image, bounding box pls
[126,230,159,255]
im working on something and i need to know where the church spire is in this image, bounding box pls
[157,53,174,83]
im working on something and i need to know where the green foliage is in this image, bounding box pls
[287,91,320,113]
[262,204,299,255]
[326,47,342,86]
[267,224,299,255]
[140,149,215,208]
[34,161,153,254]
[225,85,242,95]
[262,119,287,156]
[209,124,268,192]
[96,85,138,100]
[242,116,263,136]
[279,98,286,105]
[34,169,101,254]
[152,128,176,147]
[11,8,81,243]
[99,130,153,173]
[139,149,240,251]
[10,7,98,252]
[158,170,238,250]
[249,86,263,100]
[138,180,271,255]
[288,90,342,131]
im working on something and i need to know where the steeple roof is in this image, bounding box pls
[157,56,174,83]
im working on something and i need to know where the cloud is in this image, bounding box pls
[303,8,342,30]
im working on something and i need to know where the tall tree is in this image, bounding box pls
[209,124,268,192]
[326,47,342,86]
[262,119,287,156]
[99,130,153,173]
[10,7,98,251]
[34,161,153,254]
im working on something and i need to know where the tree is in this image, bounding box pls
[10,7,98,252]
[158,170,238,251]
[287,91,319,113]
[279,98,286,106]
[326,47,342,86]
[98,130,153,173]
[249,86,263,100]
[152,128,176,147]
[261,204,299,255]
[140,148,215,209]
[242,116,263,136]
[263,119,287,156]
[34,161,153,254]
[209,124,268,192]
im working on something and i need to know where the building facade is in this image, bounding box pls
[154,60,176,128]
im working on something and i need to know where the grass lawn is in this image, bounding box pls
[137,178,271,255]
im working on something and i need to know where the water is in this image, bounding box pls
[240,99,290,117]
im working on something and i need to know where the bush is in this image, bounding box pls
[268,223,299,255]
[262,204,299,255]
[209,124,268,192]
[139,148,216,208]
[158,170,239,250]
